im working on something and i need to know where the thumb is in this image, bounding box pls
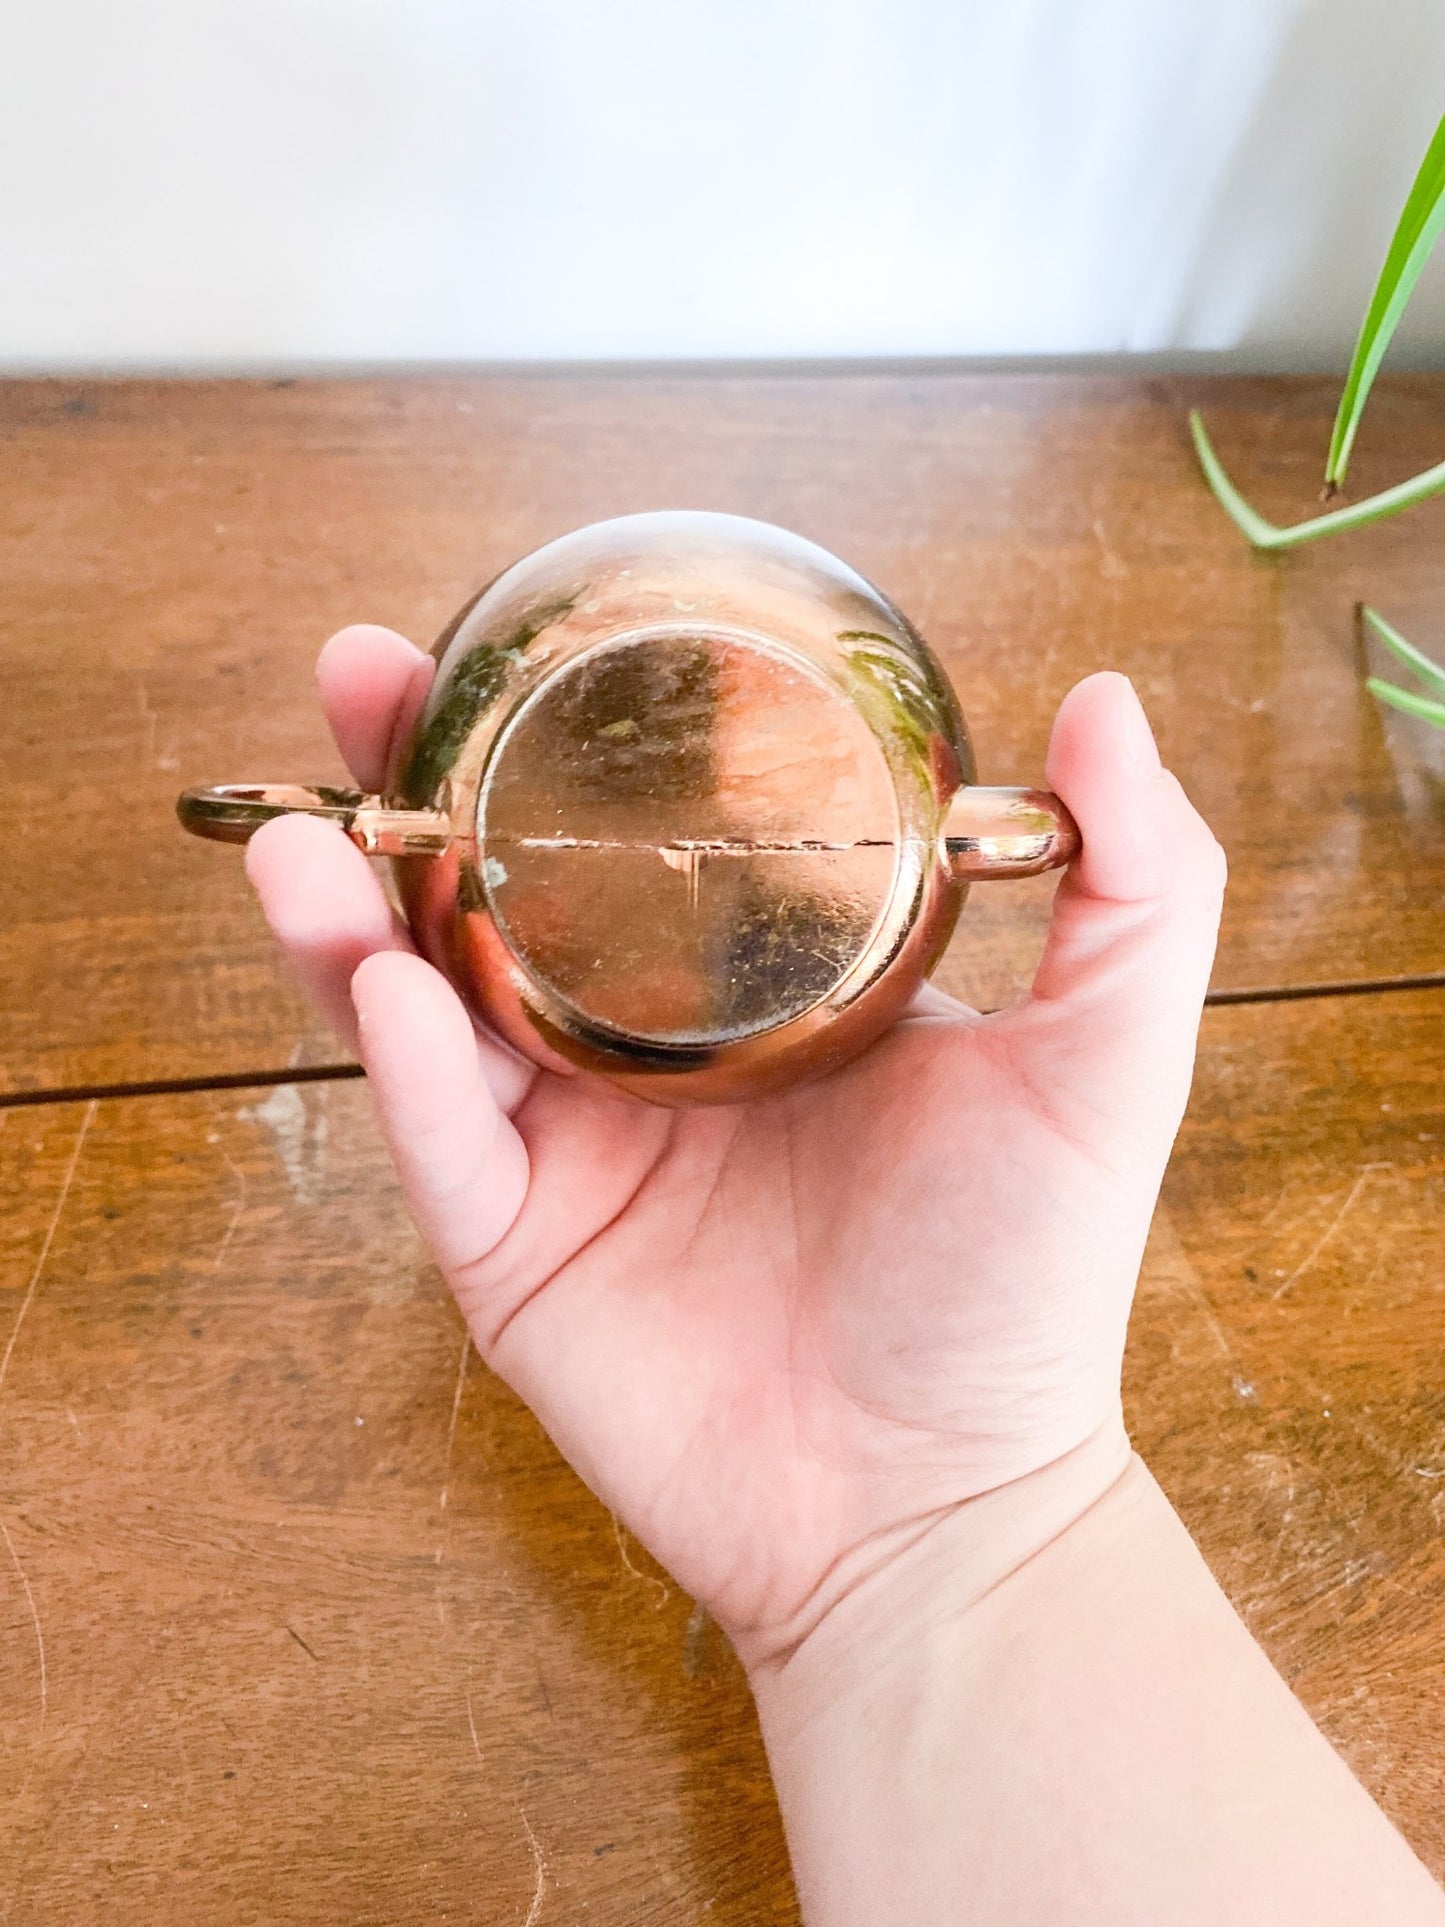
[1002,672,1227,1151]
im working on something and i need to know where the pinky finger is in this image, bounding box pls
[351,950,531,1290]
[246,811,538,1115]
[246,812,414,1056]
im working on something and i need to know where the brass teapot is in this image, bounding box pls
[179,512,1076,1103]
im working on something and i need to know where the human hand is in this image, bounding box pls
[245,625,1225,1665]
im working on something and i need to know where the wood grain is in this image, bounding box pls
[0,988,1440,1920]
[0,1084,793,1926]
[1133,987,1445,1853]
[3,374,1444,1097]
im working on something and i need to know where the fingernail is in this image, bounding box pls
[1117,676,1162,774]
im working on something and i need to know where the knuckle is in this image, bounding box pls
[1197,832,1229,897]
[1165,778,1228,897]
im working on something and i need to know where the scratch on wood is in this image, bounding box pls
[518,1806,548,1927]
[285,1624,320,1662]
[610,1512,670,1609]
[1091,517,1128,580]
[1271,1163,1394,1301]
[1,1519,48,1731]
[211,1153,248,1275]
[465,1694,549,1923]
[1148,1209,1238,1365]
[439,1330,472,1513]
[136,678,158,764]
[1257,1177,1304,1233]
[434,1332,474,1631]
[1303,1377,1443,1493]
[172,1710,196,1799]
[0,1099,96,1408]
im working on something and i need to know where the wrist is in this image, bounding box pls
[748,1438,1445,1927]
[742,1413,1132,1699]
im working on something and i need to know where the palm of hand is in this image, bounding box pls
[246,627,1222,1656]
[442,989,1146,1645]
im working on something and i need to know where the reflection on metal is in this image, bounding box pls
[178,512,1077,1102]
[941,786,1080,879]
[657,842,705,912]
[177,784,452,857]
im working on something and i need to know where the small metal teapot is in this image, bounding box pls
[179,512,1077,1103]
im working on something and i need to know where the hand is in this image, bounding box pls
[246,625,1226,1664]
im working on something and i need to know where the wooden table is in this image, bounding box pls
[1,374,1442,1921]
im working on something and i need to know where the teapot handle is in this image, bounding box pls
[941,786,1080,881]
[176,784,452,857]
[177,781,1075,872]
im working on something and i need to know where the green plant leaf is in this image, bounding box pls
[1191,410,1445,550]
[1360,604,1445,697]
[1366,677,1445,726]
[1325,114,1445,491]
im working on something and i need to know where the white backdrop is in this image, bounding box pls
[4,0,1445,368]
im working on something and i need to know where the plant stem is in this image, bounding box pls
[1366,678,1445,725]
[1360,605,1445,697]
[1190,412,1445,551]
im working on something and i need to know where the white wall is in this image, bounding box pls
[4,0,1445,368]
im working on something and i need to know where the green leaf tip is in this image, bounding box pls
[1325,114,1445,491]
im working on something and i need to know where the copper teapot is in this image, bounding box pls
[179,512,1077,1103]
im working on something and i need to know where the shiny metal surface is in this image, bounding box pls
[942,785,1080,880]
[178,511,1078,1101]
[177,783,452,856]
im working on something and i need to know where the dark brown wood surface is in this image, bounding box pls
[2,377,1443,1920]
[0,991,1440,1922]
[1132,989,1445,1855]
[2,374,1444,1097]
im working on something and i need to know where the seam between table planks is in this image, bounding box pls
[2,974,1443,1114]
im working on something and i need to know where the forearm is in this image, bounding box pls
[750,1446,1444,1927]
